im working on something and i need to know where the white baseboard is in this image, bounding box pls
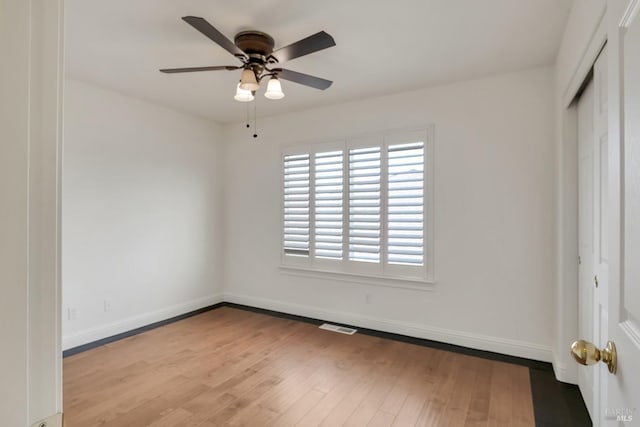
[62,294,223,350]
[223,292,553,362]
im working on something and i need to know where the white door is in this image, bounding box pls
[577,70,596,420]
[607,1,640,424]
[593,46,611,427]
[576,46,610,425]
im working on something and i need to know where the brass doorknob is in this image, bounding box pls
[570,340,617,374]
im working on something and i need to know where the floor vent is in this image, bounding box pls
[319,323,357,335]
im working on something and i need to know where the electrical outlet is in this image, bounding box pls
[66,307,77,321]
[104,299,113,312]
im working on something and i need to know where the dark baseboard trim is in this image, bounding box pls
[222,302,325,326]
[62,300,590,426]
[62,302,224,357]
[223,302,551,370]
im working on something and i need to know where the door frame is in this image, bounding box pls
[0,0,64,424]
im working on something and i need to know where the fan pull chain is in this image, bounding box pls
[242,99,258,139]
[253,102,258,139]
[245,102,250,129]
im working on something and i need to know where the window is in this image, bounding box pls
[282,127,433,282]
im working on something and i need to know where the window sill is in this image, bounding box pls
[278,265,436,291]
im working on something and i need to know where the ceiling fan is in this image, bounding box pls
[160,16,336,101]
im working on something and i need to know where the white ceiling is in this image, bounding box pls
[66,0,573,123]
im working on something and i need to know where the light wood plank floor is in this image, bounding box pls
[63,307,535,427]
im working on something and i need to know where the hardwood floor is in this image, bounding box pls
[63,307,535,427]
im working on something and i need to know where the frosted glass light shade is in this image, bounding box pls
[239,68,259,91]
[265,77,285,100]
[234,83,254,102]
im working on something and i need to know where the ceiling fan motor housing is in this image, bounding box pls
[234,31,275,56]
[234,31,278,76]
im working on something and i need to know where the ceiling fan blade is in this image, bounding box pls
[279,69,333,90]
[182,16,246,58]
[160,65,241,74]
[272,31,336,63]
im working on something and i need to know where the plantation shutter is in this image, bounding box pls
[348,147,381,263]
[314,150,344,259]
[283,153,310,256]
[387,142,424,265]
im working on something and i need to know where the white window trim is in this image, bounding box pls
[281,125,435,285]
[278,264,436,291]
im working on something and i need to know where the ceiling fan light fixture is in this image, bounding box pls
[234,83,255,102]
[264,76,285,100]
[239,68,259,91]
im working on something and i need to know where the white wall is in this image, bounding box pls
[553,0,607,383]
[62,80,225,349]
[1,0,63,425]
[222,67,556,361]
